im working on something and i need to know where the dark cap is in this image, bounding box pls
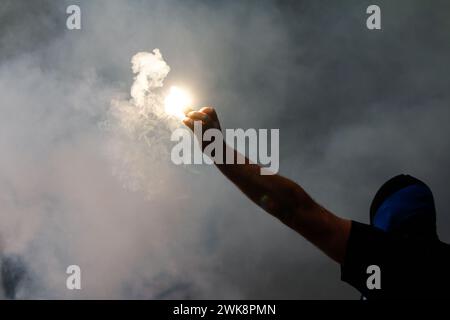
[370,174,437,238]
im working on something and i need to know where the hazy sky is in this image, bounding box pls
[0,0,449,299]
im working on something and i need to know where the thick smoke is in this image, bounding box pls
[0,0,449,299]
[103,49,181,195]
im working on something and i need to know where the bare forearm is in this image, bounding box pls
[215,143,315,225]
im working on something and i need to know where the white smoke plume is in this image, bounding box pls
[130,49,170,110]
[103,49,181,196]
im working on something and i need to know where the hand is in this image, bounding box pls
[183,107,221,132]
[183,107,222,151]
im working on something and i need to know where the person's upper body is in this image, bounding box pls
[183,107,450,299]
[341,174,450,299]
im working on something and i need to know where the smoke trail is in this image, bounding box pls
[103,49,180,196]
[130,49,170,110]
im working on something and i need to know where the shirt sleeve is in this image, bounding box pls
[340,221,402,299]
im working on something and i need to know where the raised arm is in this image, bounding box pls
[183,107,351,263]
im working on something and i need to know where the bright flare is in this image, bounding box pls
[164,86,193,119]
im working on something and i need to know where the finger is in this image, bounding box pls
[187,111,210,122]
[199,107,218,121]
[182,117,194,131]
[183,106,193,115]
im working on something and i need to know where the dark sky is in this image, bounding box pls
[0,0,449,299]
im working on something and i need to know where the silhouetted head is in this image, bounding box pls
[370,174,437,239]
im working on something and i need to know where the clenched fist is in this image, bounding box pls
[183,107,222,151]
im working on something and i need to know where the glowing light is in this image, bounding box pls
[164,86,193,119]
